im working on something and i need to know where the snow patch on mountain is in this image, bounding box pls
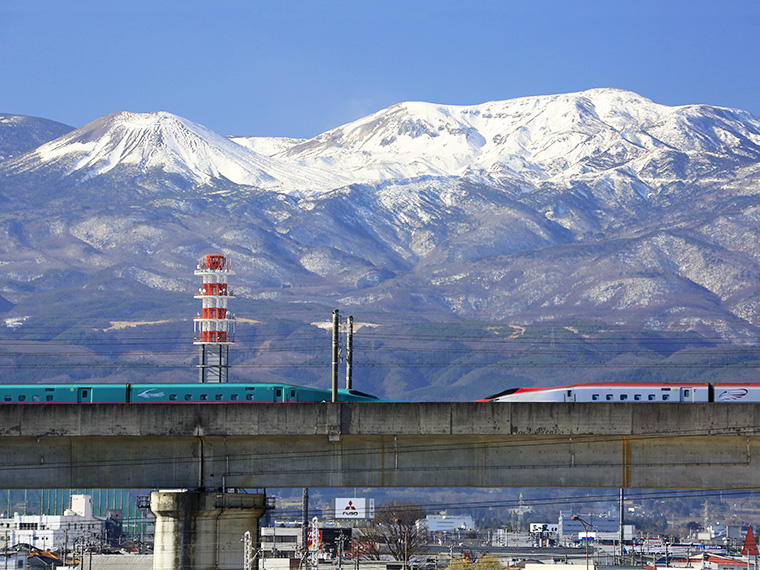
[71,216,167,251]
[229,136,307,156]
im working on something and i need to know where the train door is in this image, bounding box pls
[77,388,93,403]
[564,389,575,402]
[284,388,298,402]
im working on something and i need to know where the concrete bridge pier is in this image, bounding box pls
[151,490,268,570]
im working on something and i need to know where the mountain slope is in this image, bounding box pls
[2,90,760,395]
[0,113,74,162]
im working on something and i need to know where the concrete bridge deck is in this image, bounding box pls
[1,402,759,489]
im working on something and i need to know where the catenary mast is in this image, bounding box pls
[193,254,235,382]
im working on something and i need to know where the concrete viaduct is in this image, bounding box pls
[2,401,760,489]
[3,401,760,570]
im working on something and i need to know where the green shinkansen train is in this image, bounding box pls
[0,383,382,403]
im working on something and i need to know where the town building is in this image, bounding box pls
[424,514,475,533]
[0,547,29,570]
[558,511,623,542]
[261,527,302,558]
[0,495,104,552]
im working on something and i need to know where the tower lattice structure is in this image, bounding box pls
[193,254,235,382]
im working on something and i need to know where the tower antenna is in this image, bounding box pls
[193,254,235,382]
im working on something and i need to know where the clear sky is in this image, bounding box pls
[2,0,759,139]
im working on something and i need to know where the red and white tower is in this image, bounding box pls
[193,254,235,382]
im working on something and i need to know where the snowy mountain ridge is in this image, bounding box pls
[259,88,760,193]
[6,88,760,201]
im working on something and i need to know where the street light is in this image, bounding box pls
[572,516,592,570]
[395,519,408,570]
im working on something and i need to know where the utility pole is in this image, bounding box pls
[302,488,309,561]
[337,533,345,570]
[243,531,253,570]
[619,488,624,562]
[310,517,320,570]
[332,309,340,402]
[346,316,353,390]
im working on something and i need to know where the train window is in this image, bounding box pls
[592,394,600,401]
[246,394,254,400]
[290,390,296,398]
[662,394,670,401]
[684,389,690,398]
[648,394,656,401]
[634,394,642,401]
[231,394,238,401]
[32,395,40,402]
[620,394,628,401]
[18,395,26,402]
[4,396,11,402]
[200,394,208,401]
[605,394,613,401]
[215,394,223,401]
[46,395,54,402]
[184,394,192,401]
[170,394,177,401]
[275,389,282,398]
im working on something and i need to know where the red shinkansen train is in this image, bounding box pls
[479,383,760,403]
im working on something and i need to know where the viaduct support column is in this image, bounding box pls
[151,490,268,570]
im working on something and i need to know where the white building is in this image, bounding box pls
[261,527,302,557]
[0,495,104,552]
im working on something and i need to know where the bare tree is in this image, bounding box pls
[355,501,427,561]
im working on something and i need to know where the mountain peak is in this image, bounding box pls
[6,111,347,193]
[31,110,270,184]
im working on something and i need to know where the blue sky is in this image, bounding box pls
[2,0,759,138]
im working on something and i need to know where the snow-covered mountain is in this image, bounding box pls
[2,89,760,394]
[246,88,760,193]
[6,89,760,200]
[4,111,348,194]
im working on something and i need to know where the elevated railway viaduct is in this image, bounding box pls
[2,401,759,570]
[1,401,758,489]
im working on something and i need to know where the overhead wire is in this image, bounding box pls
[3,315,760,375]
[10,488,758,523]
